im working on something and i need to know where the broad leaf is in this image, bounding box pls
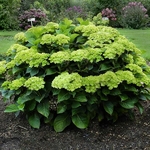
[72,114,89,129]
[12,66,24,75]
[135,102,144,114]
[45,68,57,75]
[37,102,50,118]
[75,92,87,102]
[57,103,67,114]
[103,101,114,115]
[58,90,71,103]
[119,94,128,101]
[54,113,71,132]
[119,100,136,109]
[26,67,39,76]
[72,102,81,108]
[4,104,19,112]
[28,113,40,129]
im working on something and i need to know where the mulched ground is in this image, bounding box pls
[0,97,150,150]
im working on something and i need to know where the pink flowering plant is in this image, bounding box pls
[19,8,49,30]
[101,8,117,21]
[120,2,149,29]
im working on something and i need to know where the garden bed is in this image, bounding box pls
[0,96,150,150]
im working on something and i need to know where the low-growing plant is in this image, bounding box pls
[0,18,150,132]
[92,13,109,26]
[119,2,149,29]
[19,8,49,30]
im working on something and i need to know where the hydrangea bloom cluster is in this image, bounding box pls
[24,77,45,91]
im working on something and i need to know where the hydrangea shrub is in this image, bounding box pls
[1,18,150,132]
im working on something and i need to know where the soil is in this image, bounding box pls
[0,96,150,150]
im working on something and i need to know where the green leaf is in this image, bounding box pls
[139,94,147,101]
[119,99,136,109]
[28,113,40,129]
[45,68,57,75]
[88,95,97,104]
[119,94,128,101]
[135,102,144,114]
[72,114,89,129]
[26,67,39,76]
[72,102,81,108]
[35,93,45,103]
[26,100,37,111]
[17,94,33,104]
[12,66,24,75]
[72,107,86,116]
[110,88,121,95]
[57,103,67,114]
[102,87,110,95]
[69,33,79,42]
[103,101,114,115]
[37,102,50,118]
[76,18,89,25]
[54,113,71,132]
[58,90,71,103]
[100,63,111,71]
[4,104,19,113]
[74,92,87,102]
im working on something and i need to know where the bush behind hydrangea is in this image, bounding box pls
[119,2,149,29]
[0,18,150,132]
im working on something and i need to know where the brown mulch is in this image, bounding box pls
[0,96,150,150]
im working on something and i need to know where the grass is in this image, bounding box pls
[117,28,150,60]
[0,31,20,53]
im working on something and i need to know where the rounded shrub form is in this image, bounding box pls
[120,2,149,29]
[1,18,150,132]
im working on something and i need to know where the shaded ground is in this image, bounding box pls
[0,97,150,150]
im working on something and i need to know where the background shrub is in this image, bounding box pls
[1,19,150,132]
[119,2,149,29]
[19,8,49,30]
[0,0,20,30]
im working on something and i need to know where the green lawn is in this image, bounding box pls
[118,28,150,60]
[0,31,20,53]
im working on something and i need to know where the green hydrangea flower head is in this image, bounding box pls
[24,77,45,91]
[0,61,6,74]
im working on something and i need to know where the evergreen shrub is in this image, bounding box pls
[1,18,150,132]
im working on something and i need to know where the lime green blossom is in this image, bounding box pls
[71,48,104,63]
[124,54,134,64]
[24,77,45,91]
[82,76,100,93]
[115,70,136,84]
[125,64,143,74]
[55,34,70,45]
[14,32,27,43]
[7,44,29,56]
[99,71,121,90]
[75,25,99,36]
[40,34,56,45]
[6,60,16,69]
[52,72,82,92]
[0,61,6,74]
[50,51,70,64]
[2,81,11,89]
[14,48,49,67]
[9,77,26,90]
[44,22,59,33]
